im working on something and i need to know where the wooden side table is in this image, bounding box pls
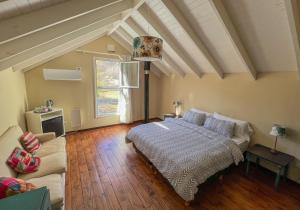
[0,187,51,210]
[246,144,294,190]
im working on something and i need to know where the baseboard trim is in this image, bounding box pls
[65,117,161,135]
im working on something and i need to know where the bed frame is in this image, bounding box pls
[131,142,230,207]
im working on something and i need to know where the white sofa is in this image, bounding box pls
[0,126,67,210]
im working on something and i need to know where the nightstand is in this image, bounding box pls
[163,113,181,120]
[246,144,294,190]
[0,187,51,210]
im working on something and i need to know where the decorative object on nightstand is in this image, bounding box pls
[0,187,51,210]
[246,144,294,190]
[172,100,182,116]
[270,124,286,153]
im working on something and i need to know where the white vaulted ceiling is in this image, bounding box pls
[0,0,299,79]
[0,0,67,21]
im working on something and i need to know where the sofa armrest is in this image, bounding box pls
[35,132,56,143]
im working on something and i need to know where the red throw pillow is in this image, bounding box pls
[6,148,41,174]
[0,177,36,199]
[19,131,41,154]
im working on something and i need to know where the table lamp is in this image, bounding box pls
[270,124,286,153]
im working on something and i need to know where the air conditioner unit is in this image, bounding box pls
[43,68,82,81]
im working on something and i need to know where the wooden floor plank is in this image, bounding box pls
[65,123,300,210]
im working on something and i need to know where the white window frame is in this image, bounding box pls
[93,57,121,118]
[120,61,140,88]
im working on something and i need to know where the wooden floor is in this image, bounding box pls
[65,123,300,210]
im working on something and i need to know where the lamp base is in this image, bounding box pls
[270,149,278,154]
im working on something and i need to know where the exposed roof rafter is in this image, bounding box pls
[107,0,146,35]
[138,3,203,77]
[0,0,126,44]
[161,0,223,79]
[209,0,257,80]
[110,32,162,78]
[0,14,121,71]
[15,25,111,72]
[284,0,300,78]
[125,17,185,77]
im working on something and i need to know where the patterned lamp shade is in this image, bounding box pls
[133,36,163,61]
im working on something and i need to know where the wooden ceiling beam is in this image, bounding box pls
[209,0,257,80]
[108,0,146,35]
[126,17,185,77]
[0,14,121,71]
[0,0,131,65]
[284,0,300,78]
[138,3,203,77]
[0,0,128,44]
[161,0,223,79]
[110,32,161,78]
[13,26,110,72]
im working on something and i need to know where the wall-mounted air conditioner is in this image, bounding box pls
[43,68,82,81]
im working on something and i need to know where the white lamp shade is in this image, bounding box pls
[270,125,286,136]
[133,36,163,61]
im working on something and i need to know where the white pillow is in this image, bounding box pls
[190,108,212,117]
[213,112,253,141]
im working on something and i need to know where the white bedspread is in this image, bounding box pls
[126,118,244,201]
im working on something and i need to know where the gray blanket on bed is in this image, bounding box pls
[126,118,244,201]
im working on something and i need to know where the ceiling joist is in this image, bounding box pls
[110,32,161,78]
[125,17,185,77]
[138,3,202,78]
[284,0,300,78]
[209,0,257,80]
[161,0,223,79]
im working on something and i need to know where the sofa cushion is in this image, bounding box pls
[0,126,24,178]
[0,177,36,199]
[19,131,41,154]
[27,174,64,208]
[18,152,66,180]
[35,137,66,157]
[7,147,41,173]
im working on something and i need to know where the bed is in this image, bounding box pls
[126,111,252,204]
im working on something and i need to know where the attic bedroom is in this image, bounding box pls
[0,0,300,210]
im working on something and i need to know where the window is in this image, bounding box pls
[94,58,120,117]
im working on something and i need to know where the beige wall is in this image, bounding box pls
[0,68,27,134]
[25,36,161,131]
[160,72,300,183]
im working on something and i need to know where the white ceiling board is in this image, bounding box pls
[223,0,297,72]
[0,0,121,44]
[130,10,193,74]
[174,0,248,73]
[146,0,214,73]
[0,0,67,21]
